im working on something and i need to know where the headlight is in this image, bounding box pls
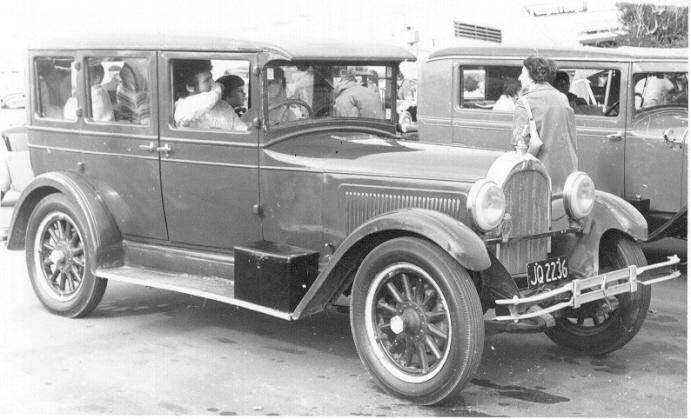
[467,179,506,232]
[563,171,595,220]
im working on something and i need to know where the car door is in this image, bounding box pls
[559,61,628,199]
[30,50,168,240]
[625,62,687,214]
[158,51,261,249]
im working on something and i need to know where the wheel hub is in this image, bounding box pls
[390,303,427,341]
[49,242,73,272]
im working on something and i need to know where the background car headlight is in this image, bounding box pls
[467,179,506,232]
[563,171,595,220]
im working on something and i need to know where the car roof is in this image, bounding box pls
[428,45,688,62]
[28,35,416,62]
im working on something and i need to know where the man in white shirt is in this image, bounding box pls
[635,73,675,109]
[174,60,247,131]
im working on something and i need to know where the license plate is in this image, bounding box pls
[526,256,569,289]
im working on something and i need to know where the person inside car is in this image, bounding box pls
[334,69,384,119]
[173,60,247,131]
[552,71,587,109]
[267,66,300,125]
[493,78,520,112]
[217,74,248,117]
[88,64,115,122]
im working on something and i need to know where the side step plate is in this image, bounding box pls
[95,265,292,320]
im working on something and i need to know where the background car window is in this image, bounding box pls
[171,59,250,132]
[633,72,687,113]
[86,57,151,125]
[266,63,393,127]
[35,56,77,120]
[459,66,522,112]
[564,68,621,117]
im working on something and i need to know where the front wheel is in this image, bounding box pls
[350,237,484,405]
[25,194,107,318]
[545,236,651,354]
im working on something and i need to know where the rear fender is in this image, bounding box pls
[7,171,123,268]
[551,191,647,277]
[291,208,490,319]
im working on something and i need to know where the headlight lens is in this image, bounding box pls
[563,171,595,220]
[467,179,506,232]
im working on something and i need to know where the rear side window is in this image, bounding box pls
[35,56,77,120]
[459,65,521,112]
[86,56,151,125]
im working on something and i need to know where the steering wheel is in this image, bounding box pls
[604,100,619,116]
[267,99,312,124]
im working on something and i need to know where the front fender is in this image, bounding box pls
[7,171,123,268]
[552,191,647,277]
[291,208,490,319]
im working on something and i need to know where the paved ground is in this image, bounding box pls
[0,202,686,416]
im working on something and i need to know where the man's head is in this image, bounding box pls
[176,60,213,97]
[502,78,521,98]
[217,75,246,107]
[553,71,571,95]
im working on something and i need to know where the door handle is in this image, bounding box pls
[607,132,623,142]
[156,144,172,155]
[138,142,156,152]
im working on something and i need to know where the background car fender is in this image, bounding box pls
[552,190,647,277]
[291,208,490,319]
[6,171,123,268]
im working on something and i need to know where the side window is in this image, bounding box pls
[35,56,77,120]
[633,72,687,113]
[459,66,522,112]
[171,59,250,132]
[86,57,151,125]
[558,68,621,117]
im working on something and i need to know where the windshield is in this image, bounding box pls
[264,62,394,128]
[633,71,687,113]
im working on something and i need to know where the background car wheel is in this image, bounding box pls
[545,235,651,355]
[25,194,107,318]
[350,237,484,405]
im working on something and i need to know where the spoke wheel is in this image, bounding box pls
[350,237,484,405]
[366,263,451,381]
[545,235,651,355]
[26,194,107,318]
[33,212,86,301]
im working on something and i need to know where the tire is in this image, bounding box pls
[545,235,651,355]
[350,237,484,405]
[25,194,107,318]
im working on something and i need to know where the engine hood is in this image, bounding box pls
[264,132,504,183]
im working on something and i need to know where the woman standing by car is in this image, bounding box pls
[512,56,578,192]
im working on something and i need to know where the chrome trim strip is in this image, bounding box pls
[28,144,158,160]
[259,165,323,173]
[493,255,680,321]
[160,136,257,148]
[427,55,687,64]
[162,157,257,169]
[28,125,156,140]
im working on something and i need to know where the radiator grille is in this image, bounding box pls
[498,171,550,275]
[344,189,463,234]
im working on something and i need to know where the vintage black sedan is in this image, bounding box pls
[3,36,679,405]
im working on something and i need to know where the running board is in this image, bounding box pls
[95,265,292,320]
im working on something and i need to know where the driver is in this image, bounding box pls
[334,69,384,119]
[267,67,300,125]
[174,60,247,131]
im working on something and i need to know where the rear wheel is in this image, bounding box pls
[25,194,107,318]
[545,236,650,354]
[350,237,484,405]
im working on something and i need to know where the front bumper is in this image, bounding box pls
[494,255,680,322]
